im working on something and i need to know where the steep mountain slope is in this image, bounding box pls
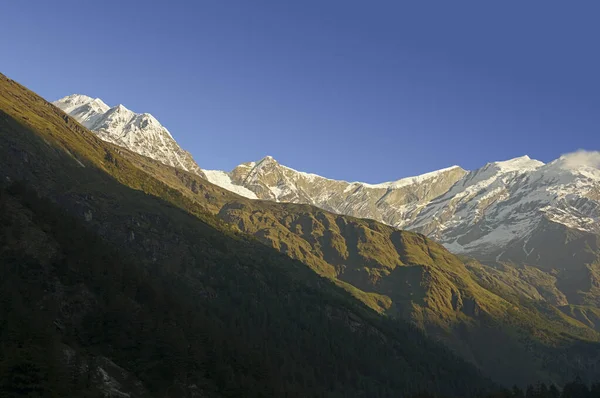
[1,74,499,397]
[53,94,204,175]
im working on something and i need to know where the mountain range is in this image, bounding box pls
[54,94,600,308]
[0,83,596,396]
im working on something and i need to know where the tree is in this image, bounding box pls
[526,385,535,398]
[561,377,589,398]
[512,385,525,398]
[537,383,549,398]
[591,383,600,398]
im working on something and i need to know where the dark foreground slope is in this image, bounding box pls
[0,76,493,396]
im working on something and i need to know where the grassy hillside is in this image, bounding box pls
[559,305,600,332]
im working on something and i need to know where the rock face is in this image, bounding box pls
[208,156,469,222]
[53,95,203,176]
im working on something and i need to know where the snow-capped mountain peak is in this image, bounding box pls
[56,94,110,114]
[54,95,201,175]
[486,155,544,172]
[112,104,131,113]
[261,155,276,162]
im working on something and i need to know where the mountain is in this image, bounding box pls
[53,94,204,176]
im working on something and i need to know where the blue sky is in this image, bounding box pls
[1,1,598,183]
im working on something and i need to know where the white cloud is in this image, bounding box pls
[559,150,600,169]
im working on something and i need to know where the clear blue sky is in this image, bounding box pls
[1,1,598,183]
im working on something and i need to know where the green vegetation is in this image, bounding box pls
[559,305,600,332]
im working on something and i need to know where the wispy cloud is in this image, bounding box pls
[560,150,600,169]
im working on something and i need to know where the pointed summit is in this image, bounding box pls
[478,155,544,174]
[54,94,110,114]
[259,155,278,164]
[57,93,94,104]
[110,104,132,114]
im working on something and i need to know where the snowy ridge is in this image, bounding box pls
[398,152,599,257]
[486,155,544,172]
[362,165,464,189]
[55,94,110,114]
[53,95,201,174]
[249,156,463,189]
[222,155,469,227]
[219,152,600,260]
